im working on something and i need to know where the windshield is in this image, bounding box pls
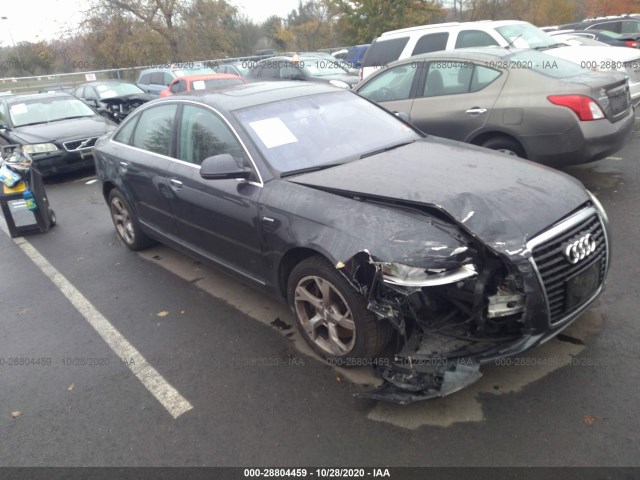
[231,63,249,75]
[174,67,215,77]
[9,97,96,127]
[96,83,144,99]
[495,23,557,49]
[234,91,420,174]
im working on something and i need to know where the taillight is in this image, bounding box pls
[547,95,605,121]
[625,40,638,48]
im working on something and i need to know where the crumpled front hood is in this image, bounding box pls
[100,93,153,105]
[289,137,589,257]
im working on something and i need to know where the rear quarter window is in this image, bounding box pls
[363,37,410,67]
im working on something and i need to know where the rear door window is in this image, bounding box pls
[150,72,165,85]
[421,62,500,97]
[363,37,410,67]
[412,32,449,55]
[131,104,177,156]
[455,30,499,48]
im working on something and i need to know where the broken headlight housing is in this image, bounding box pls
[381,262,477,288]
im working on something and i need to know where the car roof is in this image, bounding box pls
[173,73,243,82]
[156,81,342,111]
[2,92,74,104]
[397,46,518,62]
[80,80,138,86]
[379,19,528,37]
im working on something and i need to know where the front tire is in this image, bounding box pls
[108,189,154,250]
[287,255,390,363]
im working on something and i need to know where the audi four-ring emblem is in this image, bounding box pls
[564,233,597,264]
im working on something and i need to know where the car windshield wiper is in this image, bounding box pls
[534,43,567,51]
[15,120,50,127]
[59,115,95,120]
[281,162,347,178]
[359,140,416,159]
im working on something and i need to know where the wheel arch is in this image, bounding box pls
[469,131,528,158]
[102,180,117,202]
[277,247,328,300]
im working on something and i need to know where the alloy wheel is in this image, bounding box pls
[294,275,356,356]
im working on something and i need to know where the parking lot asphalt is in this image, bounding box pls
[1,134,639,467]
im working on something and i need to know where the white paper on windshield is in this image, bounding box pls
[10,104,28,114]
[192,80,206,90]
[101,89,117,98]
[249,117,298,149]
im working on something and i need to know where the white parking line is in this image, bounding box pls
[0,221,193,419]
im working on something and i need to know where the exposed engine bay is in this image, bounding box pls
[98,95,149,123]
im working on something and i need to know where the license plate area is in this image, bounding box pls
[565,260,601,312]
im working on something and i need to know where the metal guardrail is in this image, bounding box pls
[0,49,352,94]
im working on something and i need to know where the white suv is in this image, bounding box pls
[360,20,640,104]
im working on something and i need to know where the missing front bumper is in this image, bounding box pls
[354,361,482,405]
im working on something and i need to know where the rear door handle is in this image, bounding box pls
[170,178,183,190]
[465,107,487,115]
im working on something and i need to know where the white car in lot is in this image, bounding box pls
[360,20,640,104]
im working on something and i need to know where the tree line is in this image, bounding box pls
[0,0,638,78]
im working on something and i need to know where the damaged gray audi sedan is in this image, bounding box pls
[94,82,609,404]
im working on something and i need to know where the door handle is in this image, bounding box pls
[170,178,183,190]
[465,108,487,115]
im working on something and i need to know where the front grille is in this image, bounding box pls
[63,137,98,152]
[531,209,607,324]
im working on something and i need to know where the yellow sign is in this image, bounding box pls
[3,182,26,194]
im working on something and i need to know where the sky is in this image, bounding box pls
[0,0,302,45]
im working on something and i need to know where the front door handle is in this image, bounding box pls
[170,178,183,190]
[465,107,487,115]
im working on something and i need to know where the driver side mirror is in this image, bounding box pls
[200,154,251,180]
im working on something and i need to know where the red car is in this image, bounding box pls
[159,73,246,97]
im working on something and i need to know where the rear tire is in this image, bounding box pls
[481,136,526,158]
[287,255,390,364]
[108,189,154,250]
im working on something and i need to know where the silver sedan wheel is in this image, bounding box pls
[110,196,135,245]
[294,275,356,356]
